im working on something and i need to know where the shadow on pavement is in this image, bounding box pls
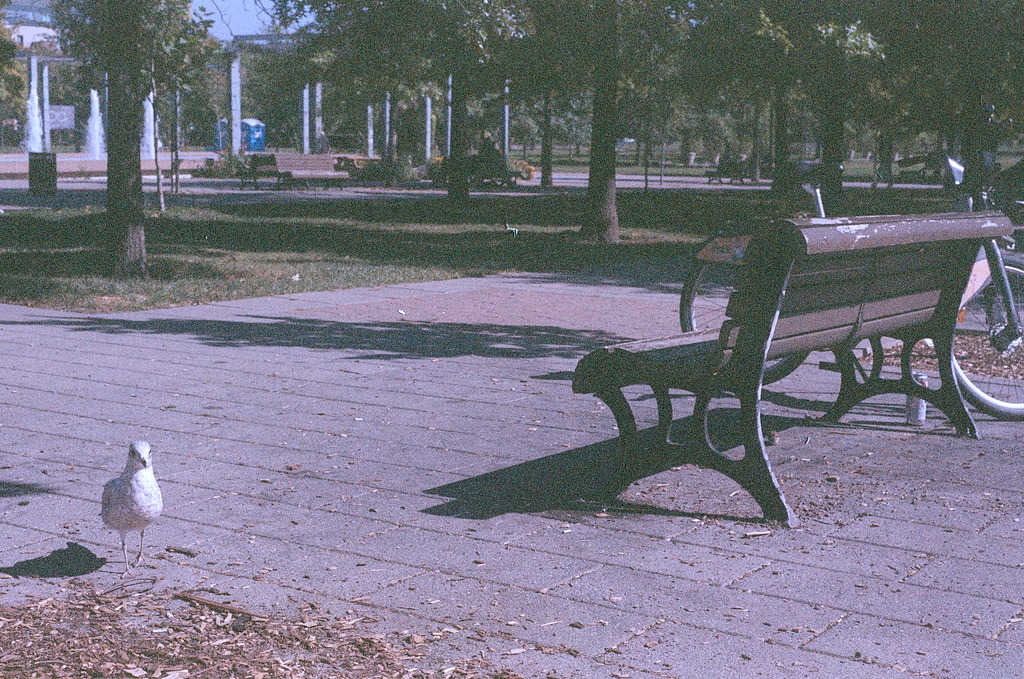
[2,316,630,360]
[0,542,106,578]
[424,410,806,524]
[0,481,55,498]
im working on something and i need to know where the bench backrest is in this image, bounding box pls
[720,212,1014,364]
[273,153,337,173]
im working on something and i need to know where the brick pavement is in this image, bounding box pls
[1,273,1022,678]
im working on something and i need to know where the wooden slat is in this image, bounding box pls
[607,329,720,355]
[787,211,1013,255]
[861,290,941,322]
[773,306,860,339]
[856,308,936,340]
[765,325,856,359]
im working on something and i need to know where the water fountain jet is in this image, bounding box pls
[85,89,105,159]
[25,58,43,154]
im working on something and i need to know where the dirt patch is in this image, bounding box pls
[882,337,1024,380]
[0,583,523,679]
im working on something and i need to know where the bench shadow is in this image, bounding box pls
[424,409,805,523]
[0,316,629,360]
[0,541,106,578]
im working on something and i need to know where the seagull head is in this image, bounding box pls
[127,440,153,470]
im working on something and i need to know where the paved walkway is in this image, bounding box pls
[1,274,1022,678]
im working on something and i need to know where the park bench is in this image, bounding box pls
[572,211,1014,527]
[240,153,350,189]
[706,157,755,183]
[271,153,350,189]
[239,153,279,189]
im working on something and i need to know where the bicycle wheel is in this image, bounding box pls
[680,261,808,384]
[952,254,1024,420]
[680,261,734,334]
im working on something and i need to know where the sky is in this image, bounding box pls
[201,0,277,40]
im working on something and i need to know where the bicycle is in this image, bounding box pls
[946,154,1024,419]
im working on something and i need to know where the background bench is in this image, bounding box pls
[706,157,755,183]
[273,153,350,189]
[241,153,350,189]
[572,212,1014,527]
[239,154,278,189]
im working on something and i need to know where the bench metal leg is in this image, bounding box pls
[595,384,798,527]
[823,339,977,438]
[928,334,978,438]
[736,395,799,526]
[691,390,799,526]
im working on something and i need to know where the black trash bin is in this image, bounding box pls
[28,152,57,196]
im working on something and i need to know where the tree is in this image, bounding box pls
[582,0,619,241]
[0,13,24,132]
[272,0,523,201]
[53,0,212,277]
[684,1,883,205]
[506,1,593,187]
[862,0,1024,141]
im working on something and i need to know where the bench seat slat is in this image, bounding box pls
[773,306,860,339]
[764,326,857,359]
[856,308,938,340]
[600,329,720,358]
[861,290,941,322]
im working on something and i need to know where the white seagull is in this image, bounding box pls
[101,441,163,575]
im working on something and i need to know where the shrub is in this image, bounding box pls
[508,159,535,181]
[191,153,249,179]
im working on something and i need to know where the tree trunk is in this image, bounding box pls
[875,127,893,187]
[106,3,146,278]
[541,90,553,188]
[772,87,790,174]
[581,0,619,242]
[447,68,470,202]
[151,82,166,212]
[172,89,181,193]
[752,101,763,182]
[817,96,846,210]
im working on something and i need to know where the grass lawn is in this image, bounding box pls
[0,186,957,312]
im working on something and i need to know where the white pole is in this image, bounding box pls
[445,74,452,157]
[367,104,374,156]
[302,83,310,154]
[383,91,391,157]
[424,92,432,164]
[42,62,50,152]
[503,80,510,158]
[230,55,241,155]
[314,82,323,149]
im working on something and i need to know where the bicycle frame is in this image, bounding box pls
[982,239,1023,351]
[962,181,1023,352]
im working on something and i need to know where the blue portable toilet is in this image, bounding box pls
[241,119,266,152]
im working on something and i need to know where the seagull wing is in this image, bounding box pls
[100,476,122,524]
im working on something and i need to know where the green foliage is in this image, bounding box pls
[190,153,250,178]
[355,157,421,183]
[52,0,214,92]
[0,22,24,124]
[273,0,525,95]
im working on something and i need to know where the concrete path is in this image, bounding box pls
[1,273,1022,678]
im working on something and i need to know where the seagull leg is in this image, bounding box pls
[134,529,146,567]
[120,536,132,577]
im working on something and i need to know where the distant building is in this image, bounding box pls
[4,0,57,49]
